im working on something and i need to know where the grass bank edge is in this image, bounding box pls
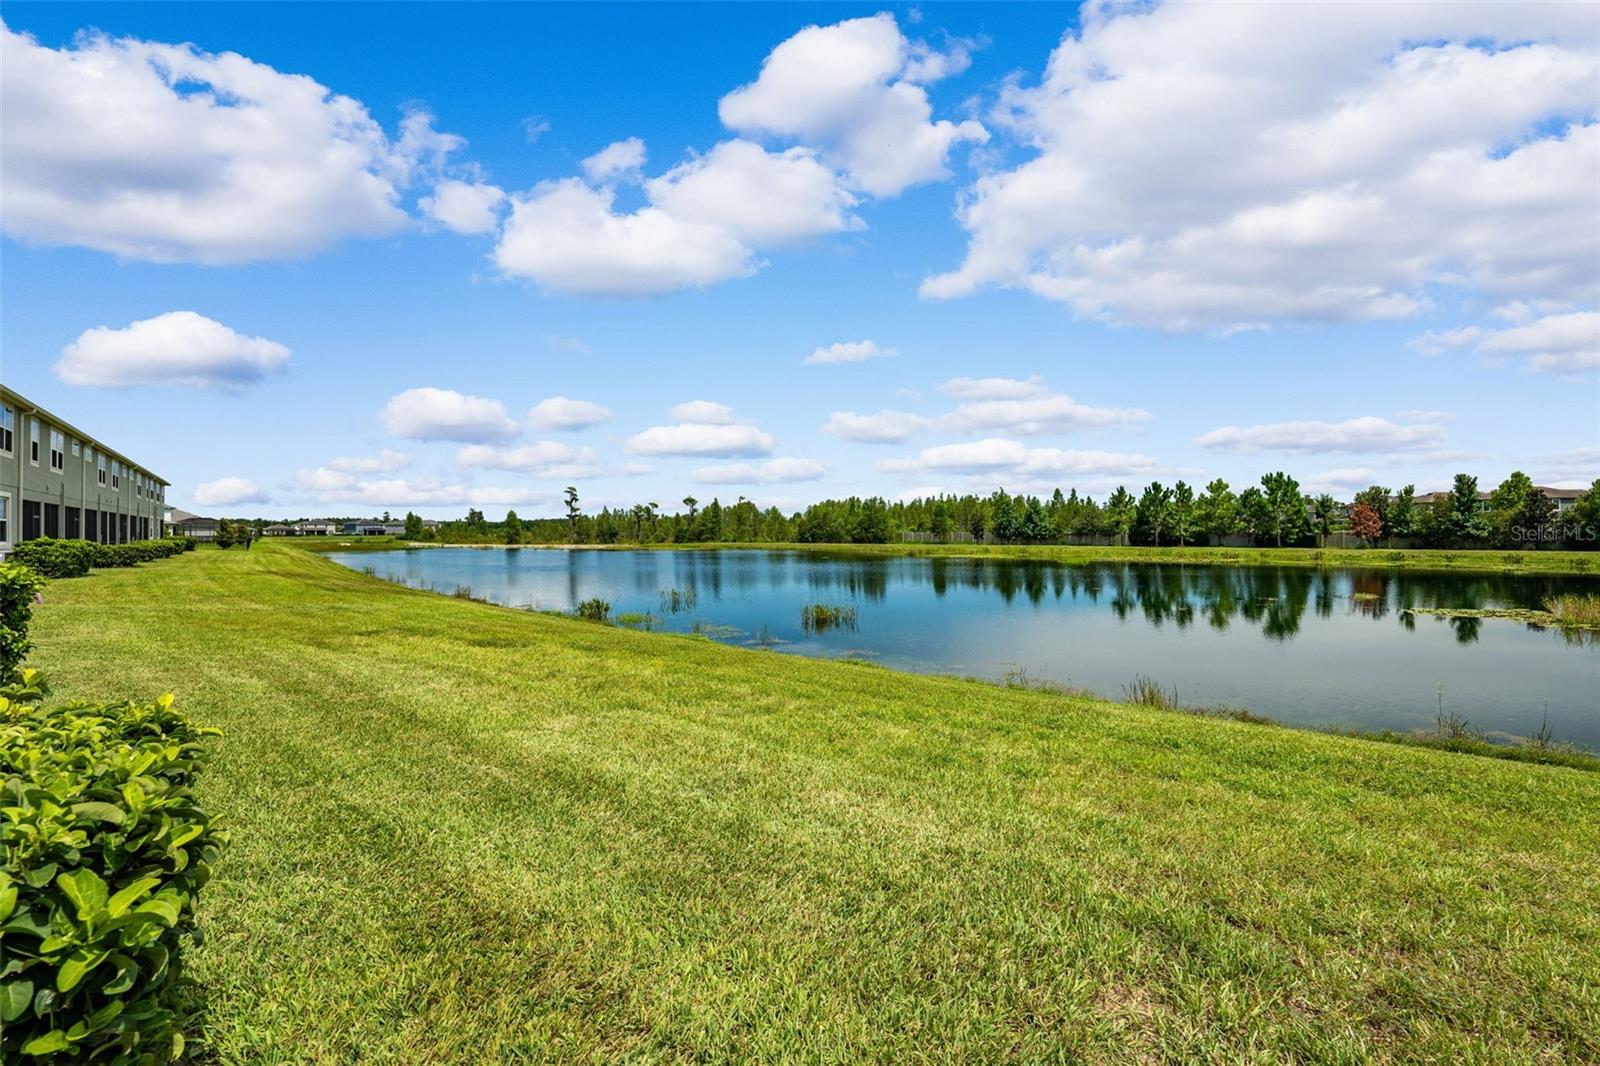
[307,542,1600,773]
[291,535,1598,575]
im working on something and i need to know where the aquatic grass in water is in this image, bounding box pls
[575,598,611,623]
[1544,592,1600,628]
[801,603,858,634]
[660,587,697,613]
[1122,674,1182,710]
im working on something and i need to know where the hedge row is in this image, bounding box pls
[1,672,226,1062]
[1,563,47,684]
[6,539,196,580]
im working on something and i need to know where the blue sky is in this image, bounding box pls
[2,2,1596,517]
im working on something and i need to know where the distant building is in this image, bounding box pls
[1413,486,1584,512]
[2,385,168,557]
[166,508,220,541]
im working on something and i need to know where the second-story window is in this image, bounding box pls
[0,405,13,453]
[50,430,65,472]
[112,461,121,489]
[30,420,40,464]
[98,455,107,485]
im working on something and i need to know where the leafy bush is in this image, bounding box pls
[1,675,226,1062]
[575,598,611,622]
[1,563,47,685]
[7,541,93,580]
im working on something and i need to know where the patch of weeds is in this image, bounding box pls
[575,598,611,623]
[1122,675,1182,710]
[801,603,858,634]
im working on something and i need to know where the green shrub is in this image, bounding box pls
[0,675,226,1062]
[575,598,611,622]
[7,540,93,580]
[1,563,47,685]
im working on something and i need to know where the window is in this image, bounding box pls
[112,461,121,489]
[30,420,40,464]
[49,430,64,471]
[0,405,12,453]
[98,455,107,485]
[71,438,80,457]
[0,496,8,543]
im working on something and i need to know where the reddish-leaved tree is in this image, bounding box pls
[1349,501,1383,546]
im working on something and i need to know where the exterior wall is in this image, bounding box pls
[0,387,168,557]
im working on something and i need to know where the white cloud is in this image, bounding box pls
[380,387,518,442]
[1196,416,1447,455]
[326,449,411,474]
[922,5,1600,330]
[1416,310,1599,373]
[719,13,987,196]
[56,311,290,388]
[668,400,737,424]
[939,376,1047,401]
[528,397,614,430]
[884,437,1158,478]
[581,137,646,182]
[804,339,894,365]
[492,178,750,296]
[627,402,773,457]
[456,441,602,478]
[646,140,859,244]
[1301,467,1384,495]
[493,140,857,296]
[1,24,464,263]
[827,376,1147,442]
[823,410,929,443]
[192,477,267,507]
[420,179,507,235]
[943,393,1150,435]
[297,476,548,509]
[692,457,827,484]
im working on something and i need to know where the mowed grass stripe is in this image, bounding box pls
[27,543,1600,1063]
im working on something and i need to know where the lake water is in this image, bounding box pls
[328,548,1600,747]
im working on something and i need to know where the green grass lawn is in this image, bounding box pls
[293,534,1599,575]
[27,544,1600,1063]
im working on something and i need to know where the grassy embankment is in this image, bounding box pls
[294,534,1598,574]
[28,543,1600,1062]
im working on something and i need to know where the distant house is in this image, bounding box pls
[1414,486,1584,512]
[166,508,220,541]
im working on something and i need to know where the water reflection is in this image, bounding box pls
[328,548,1600,745]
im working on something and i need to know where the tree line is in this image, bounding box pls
[391,472,1599,551]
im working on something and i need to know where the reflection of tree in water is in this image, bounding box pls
[797,553,1600,644]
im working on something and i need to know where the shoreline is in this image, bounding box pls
[296,536,1600,575]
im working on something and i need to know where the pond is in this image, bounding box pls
[327,547,1600,747]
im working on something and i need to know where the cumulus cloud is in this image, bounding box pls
[1414,310,1599,373]
[823,410,929,443]
[56,311,290,389]
[922,4,1600,330]
[692,457,827,484]
[380,387,518,442]
[420,179,507,235]
[296,475,548,508]
[326,449,411,474]
[827,375,1147,441]
[581,137,646,182]
[804,339,894,365]
[528,396,614,430]
[1,24,465,262]
[493,140,858,296]
[942,392,1150,435]
[192,477,267,507]
[627,402,773,457]
[883,438,1158,478]
[719,13,987,196]
[1195,416,1447,454]
[939,376,1047,401]
[456,441,602,478]
[667,400,736,424]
